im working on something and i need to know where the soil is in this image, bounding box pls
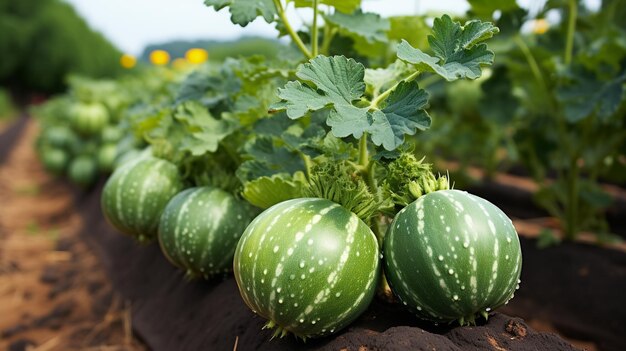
[500,237,626,351]
[0,119,145,350]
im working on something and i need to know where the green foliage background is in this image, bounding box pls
[0,0,122,94]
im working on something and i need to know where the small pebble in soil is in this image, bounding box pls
[505,319,528,338]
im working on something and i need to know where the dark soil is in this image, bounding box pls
[501,237,626,351]
[79,183,586,351]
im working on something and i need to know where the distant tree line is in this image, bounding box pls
[140,37,287,63]
[0,0,122,97]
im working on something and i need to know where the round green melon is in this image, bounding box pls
[68,155,98,186]
[234,198,380,339]
[97,143,117,173]
[158,186,257,278]
[40,147,69,175]
[383,189,522,325]
[71,102,109,136]
[101,158,185,243]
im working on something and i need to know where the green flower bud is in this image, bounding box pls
[408,181,423,199]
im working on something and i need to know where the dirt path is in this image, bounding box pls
[0,119,145,351]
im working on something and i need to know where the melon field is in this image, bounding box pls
[1,0,625,350]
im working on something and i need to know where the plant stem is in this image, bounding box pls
[564,156,580,240]
[301,152,314,180]
[357,134,381,208]
[562,0,580,238]
[370,71,421,109]
[358,134,369,167]
[514,35,552,111]
[311,0,320,57]
[273,0,313,59]
[370,216,384,247]
[320,26,337,56]
[564,0,578,65]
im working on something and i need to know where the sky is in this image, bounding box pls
[61,0,595,56]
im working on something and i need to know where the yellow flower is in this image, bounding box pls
[533,19,549,35]
[185,48,209,64]
[120,54,136,69]
[150,50,170,66]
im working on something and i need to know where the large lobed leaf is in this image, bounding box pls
[236,136,305,181]
[369,81,431,151]
[557,70,626,123]
[271,55,431,151]
[174,101,239,155]
[364,61,412,96]
[398,15,498,81]
[204,0,276,27]
[324,10,390,44]
[270,55,370,139]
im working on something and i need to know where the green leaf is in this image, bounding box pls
[174,102,239,155]
[397,15,499,81]
[468,0,519,17]
[241,172,307,209]
[281,123,327,157]
[253,112,294,136]
[272,56,433,151]
[204,0,276,27]
[270,56,370,140]
[557,70,626,123]
[365,60,412,96]
[324,10,390,44]
[236,136,304,181]
[369,81,431,151]
[175,66,240,107]
[479,65,518,125]
[388,16,430,49]
[223,93,269,126]
[291,0,361,14]
[318,133,358,160]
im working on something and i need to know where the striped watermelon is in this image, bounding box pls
[383,189,522,325]
[234,198,380,339]
[101,158,185,243]
[158,186,257,278]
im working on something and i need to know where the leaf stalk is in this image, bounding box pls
[358,133,369,167]
[273,0,313,59]
[312,0,320,57]
[369,71,421,109]
[564,0,578,65]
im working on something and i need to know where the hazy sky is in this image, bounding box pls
[61,0,570,55]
